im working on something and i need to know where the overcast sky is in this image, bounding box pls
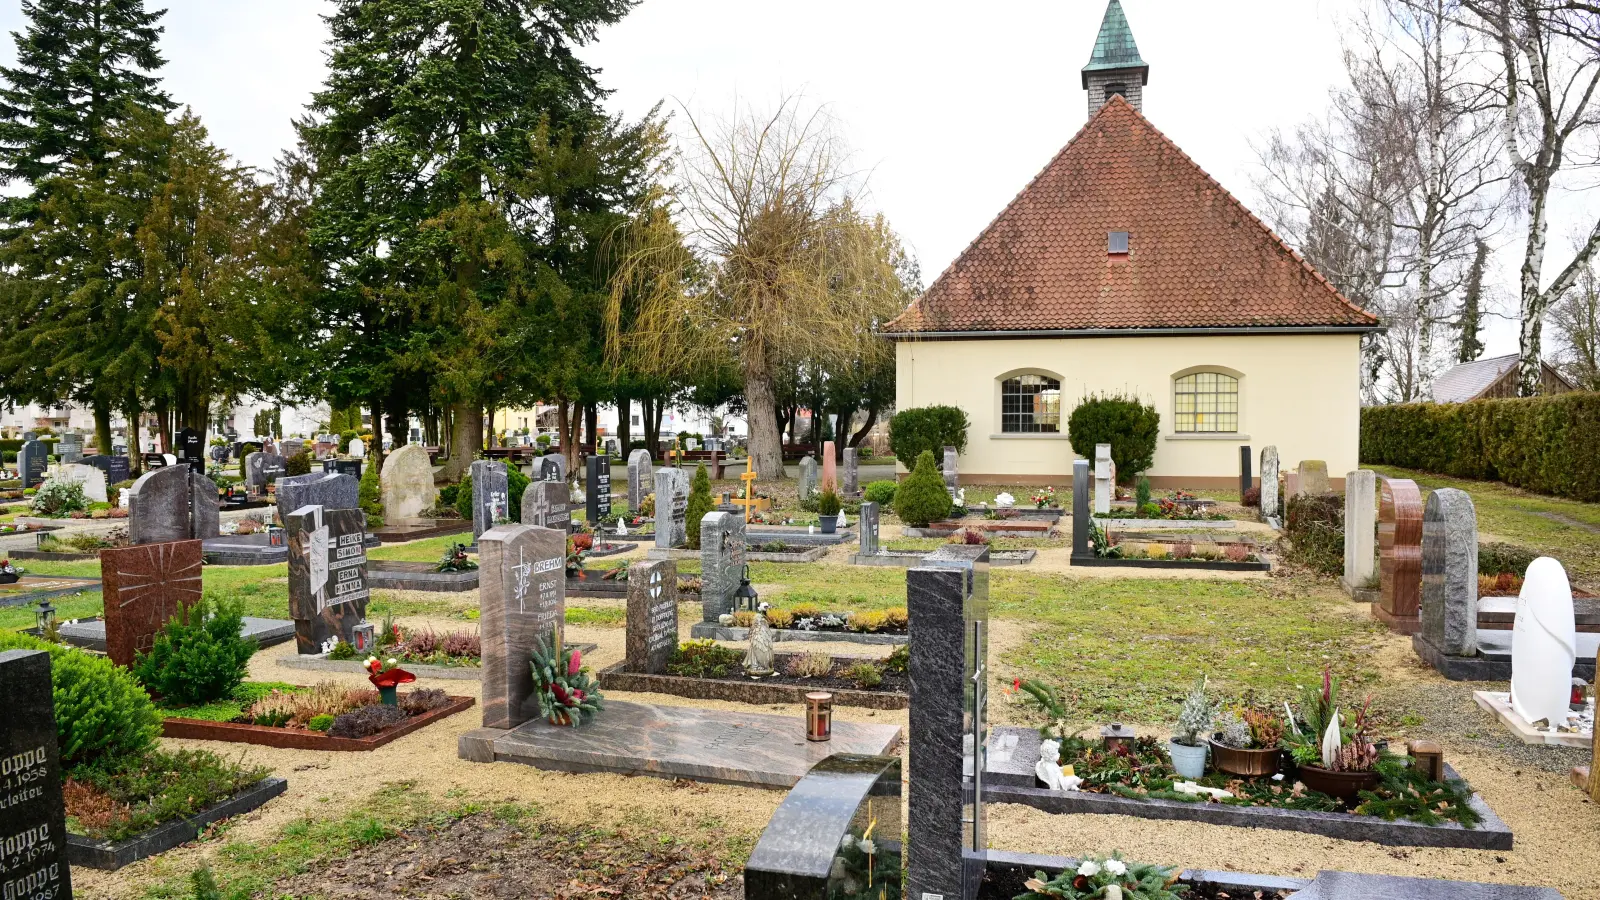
[4,0,1587,358]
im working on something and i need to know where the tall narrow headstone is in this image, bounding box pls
[1420,488,1479,658]
[521,480,571,531]
[1376,476,1424,633]
[190,471,220,539]
[654,469,689,549]
[943,445,959,498]
[585,455,611,524]
[1070,459,1092,560]
[797,456,818,503]
[699,511,747,623]
[907,545,990,900]
[478,523,566,729]
[1259,446,1280,520]
[1093,443,1113,514]
[17,439,46,489]
[0,649,73,900]
[626,558,678,674]
[285,505,370,654]
[56,430,82,464]
[175,427,204,474]
[820,441,837,494]
[100,540,204,666]
[859,501,880,556]
[627,449,653,511]
[842,447,859,496]
[1342,469,1377,592]
[1239,445,1252,498]
[471,459,510,542]
[380,444,436,521]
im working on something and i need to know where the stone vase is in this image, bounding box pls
[818,514,839,534]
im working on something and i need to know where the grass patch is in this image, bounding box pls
[367,534,472,563]
[566,606,626,627]
[158,681,303,722]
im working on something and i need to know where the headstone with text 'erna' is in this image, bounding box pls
[285,505,369,654]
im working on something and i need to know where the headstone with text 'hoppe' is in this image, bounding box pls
[285,505,370,654]
[626,558,678,674]
[478,523,566,729]
[0,649,73,900]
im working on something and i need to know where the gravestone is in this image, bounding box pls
[907,544,990,900]
[0,649,73,900]
[1511,558,1578,727]
[820,441,837,494]
[699,511,747,623]
[842,447,858,496]
[280,438,305,459]
[100,539,204,666]
[127,465,191,544]
[1420,488,1479,659]
[859,500,880,556]
[276,473,359,523]
[381,444,436,521]
[1239,445,1252,498]
[1070,459,1091,560]
[1343,469,1377,592]
[521,480,571,531]
[627,449,653,510]
[743,754,902,899]
[56,430,82,464]
[537,454,566,484]
[654,469,689,549]
[943,445,959,498]
[190,471,220,539]
[585,455,611,524]
[1093,443,1113,515]
[1259,445,1280,520]
[478,523,566,729]
[17,440,46,489]
[797,456,818,504]
[20,431,34,442]
[175,427,204,474]
[1297,460,1330,497]
[244,451,287,489]
[49,463,106,503]
[625,558,678,674]
[1376,476,1424,633]
[107,454,130,486]
[471,460,510,542]
[347,437,365,459]
[285,506,370,654]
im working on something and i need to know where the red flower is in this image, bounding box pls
[1013,678,1021,691]
[568,649,582,676]
[571,688,585,702]
[552,683,571,706]
[369,666,416,689]
[1073,876,1088,890]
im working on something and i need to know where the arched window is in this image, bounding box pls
[1001,374,1062,433]
[1174,371,1239,433]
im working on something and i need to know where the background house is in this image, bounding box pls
[1431,354,1575,404]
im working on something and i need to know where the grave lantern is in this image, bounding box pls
[805,691,833,742]
[267,524,285,547]
[733,564,759,612]
[1101,722,1136,751]
[35,598,56,635]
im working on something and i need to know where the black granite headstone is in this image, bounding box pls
[585,456,612,524]
[176,427,204,474]
[1070,458,1091,560]
[0,649,73,900]
[1239,445,1252,498]
[17,440,46,489]
[107,455,129,486]
[285,505,370,654]
[471,459,509,542]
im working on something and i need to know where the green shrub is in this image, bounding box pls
[685,463,714,550]
[1135,476,1151,509]
[507,466,530,522]
[1360,393,1600,502]
[817,489,842,516]
[666,640,744,679]
[133,596,257,706]
[883,642,910,675]
[307,714,334,732]
[439,483,460,506]
[359,458,384,527]
[845,661,883,689]
[863,480,897,508]
[32,479,88,517]
[1067,394,1160,483]
[284,452,311,476]
[1285,493,1344,577]
[0,632,161,770]
[454,473,474,520]
[888,405,970,470]
[895,451,952,527]
[1479,541,1539,577]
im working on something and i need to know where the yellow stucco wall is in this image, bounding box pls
[893,332,1362,485]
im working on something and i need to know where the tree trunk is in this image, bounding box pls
[556,398,573,472]
[615,395,631,456]
[93,401,112,456]
[641,396,660,458]
[445,399,479,480]
[742,358,787,479]
[153,398,171,453]
[850,405,878,448]
[124,400,142,476]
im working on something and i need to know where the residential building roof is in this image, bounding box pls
[1082,0,1148,86]
[883,96,1380,337]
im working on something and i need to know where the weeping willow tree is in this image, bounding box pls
[606,97,908,479]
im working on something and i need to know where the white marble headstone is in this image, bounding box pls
[1510,557,1577,727]
[1093,443,1113,515]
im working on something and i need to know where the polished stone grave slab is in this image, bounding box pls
[1473,690,1593,748]
[1415,628,1598,681]
[59,616,295,653]
[459,699,901,789]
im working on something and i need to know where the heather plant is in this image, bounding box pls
[1172,676,1215,747]
[785,652,833,678]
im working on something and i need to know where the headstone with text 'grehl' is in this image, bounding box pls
[471,459,509,544]
[585,455,612,524]
[626,558,678,674]
[285,505,370,654]
[478,524,566,729]
[100,539,204,667]
[0,649,73,900]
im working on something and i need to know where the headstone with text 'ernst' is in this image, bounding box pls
[471,460,509,543]
[585,455,611,524]
[0,649,73,900]
[521,480,571,531]
[627,450,653,511]
[17,440,46,489]
[699,511,746,623]
[626,558,678,674]
[100,539,204,667]
[285,505,369,654]
[479,524,566,729]
[1376,476,1424,634]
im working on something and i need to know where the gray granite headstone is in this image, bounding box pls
[0,649,73,900]
[626,558,678,674]
[478,523,566,729]
[190,471,220,539]
[56,430,82,464]
[1239,444,1252,498]
[285,505,369,654]
[1343,469,1377,591]
[245,451,287,488]
[654,469,689,549]
[471,459,510,542]
[128,464,193,544]
[908,545,990,900]
[859,500,880,556]
[1292,870,1562,899]
[842,447,858,496]
[1071,458,1091,559]
[1259,445,1280,520]
[521,480,572,531]
[797,456,818,503]
[1420,488,1479,658]
[17,439,46,489]
[276,473,359,524]
[280,438,305,459]
[743,754,902,898]
[699,511,747,623]
[627,449,653,511]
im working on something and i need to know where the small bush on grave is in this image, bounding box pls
[667,640,744,679]
[329,704,408,738]
[507,466,530,522]
[454,473,475,521]
[1285,493,1344,577]
[133,596,257,706]
[863,480,897,508]
[1066,394,1160,483]
[817,489,842,517]
[359,459,384,527]
[845,661,883,689]
[882,642,909,675]
[894,451,952,527]
[685,463,714,549]
[1135,476,1152,509]
[1479,541,1539,577]
[438,483,460,506]
[0,632,161,770]
[32,479,89,517]
[284,452,311,476]
[1242,485,1261,508]
[887,405,970,470]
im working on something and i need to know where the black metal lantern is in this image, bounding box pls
[35,598,56,635]
[733,564,759,612]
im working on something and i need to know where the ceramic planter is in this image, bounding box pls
[818,514,839,534]
[1208,739,1281,777]
[1167,739,1208,779]
[1297,764,1380,801]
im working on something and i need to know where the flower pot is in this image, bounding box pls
[1296,764,1380,802]
[1167,740,1208,779]
[1208,739,1281,777]
[0,572,18,585]
[818,514,839,534]
[378,685,398,706]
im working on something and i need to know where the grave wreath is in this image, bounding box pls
[530,635,604,727]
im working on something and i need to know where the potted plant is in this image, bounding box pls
[1282,669,1380,800]
[0,558,20,584]
[1029,486,1056,509]
[1209,704,1285,777]
[817,489,842,534]
[1167,676,1214,779]
[363,656,416,706]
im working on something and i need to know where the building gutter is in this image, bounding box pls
[881,324,1384,341]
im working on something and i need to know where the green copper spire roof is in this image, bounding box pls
[1082,0,1148,85]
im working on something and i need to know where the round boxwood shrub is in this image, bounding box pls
[863,480,897,509]
[132,596,256,706]
[685,463,714,549]
[284,451,312,476]
[0,632,160,770]
[896,450,953,527]
[1066,394,1160,483]
[888,405,970,470]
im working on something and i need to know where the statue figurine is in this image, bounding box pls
[1034,739,1082,792]
[744,609,775,676]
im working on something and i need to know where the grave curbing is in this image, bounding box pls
[67,777,289,871]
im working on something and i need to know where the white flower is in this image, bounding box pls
[1077,860,1101,877]
[857,838,876,856]
[1103,859,1127,877]
[364,656,378,665]
[386,657,397,666]
[840,833,855,850]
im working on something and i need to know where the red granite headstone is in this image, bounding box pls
[100,539,204,666]
[821,441,838,494]
[1375,477,1424,633]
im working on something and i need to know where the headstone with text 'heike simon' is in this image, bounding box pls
[0,649,73,900]
[471,459,509,543]
[627,450,653,510]
[380,444,436,522]
[1375,476,1424,633]
[285,505,370,654]
[479,523,566,729]
[626,558,678,674]
[521,480,571,531]
[100,539,204,667]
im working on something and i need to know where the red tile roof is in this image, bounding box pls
[884,96,1379,335]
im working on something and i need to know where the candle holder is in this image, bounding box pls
[806,691,833,742]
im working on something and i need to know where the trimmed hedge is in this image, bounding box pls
[1360,393,1600,502]
[888,405,969,470]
